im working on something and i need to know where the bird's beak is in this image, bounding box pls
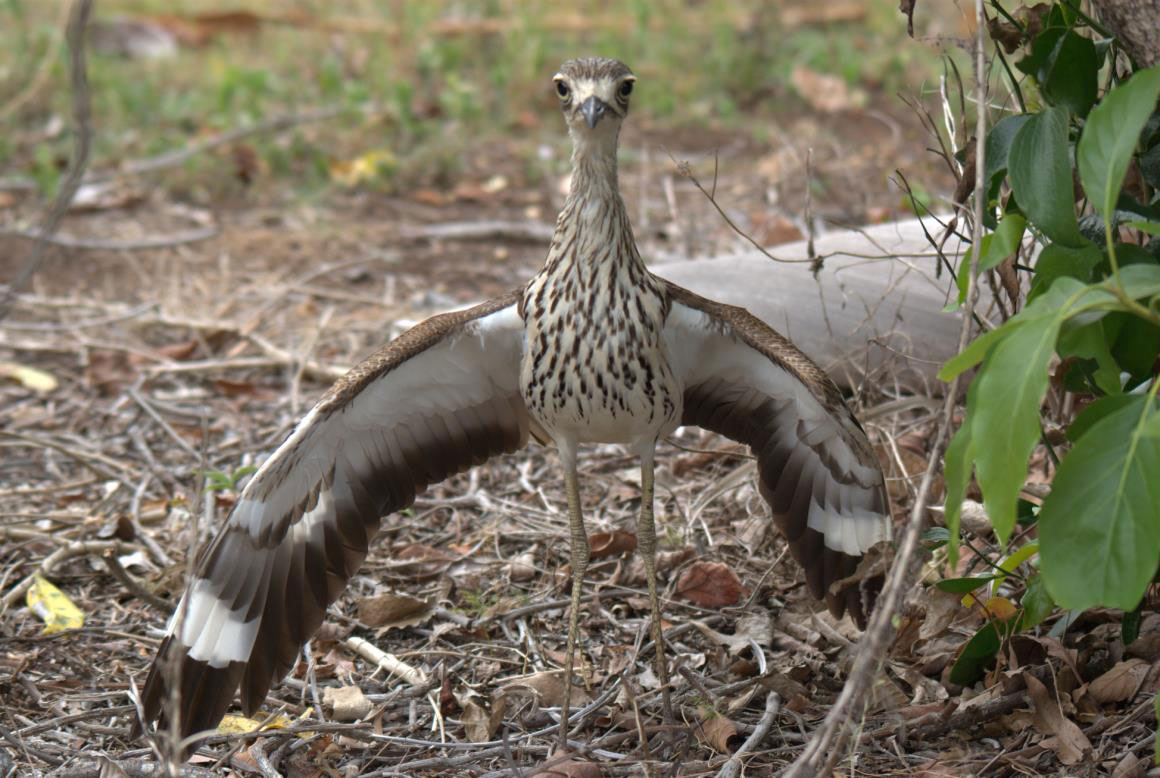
[579,96,607,128]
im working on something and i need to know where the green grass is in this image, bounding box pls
[0,0,943,200]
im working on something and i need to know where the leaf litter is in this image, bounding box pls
[0,43,1155,778]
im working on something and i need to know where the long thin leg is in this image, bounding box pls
[637,447,673,722]
[558,457,589,752]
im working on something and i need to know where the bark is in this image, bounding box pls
[1091,0,1160,68]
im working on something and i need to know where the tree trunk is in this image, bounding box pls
[1091,0,1160,67]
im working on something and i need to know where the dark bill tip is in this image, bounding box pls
[580,96,607,128]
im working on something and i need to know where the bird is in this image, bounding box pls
[139,57,891,751]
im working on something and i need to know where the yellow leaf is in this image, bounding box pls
[0,362,58,393]
[218,709,310,735]
[26,575,83,634]
[217,712,296,734]
[329,150,396,187]
[985,596,1018,621]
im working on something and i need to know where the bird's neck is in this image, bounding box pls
[541,129,643,279]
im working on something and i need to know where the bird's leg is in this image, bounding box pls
[637,448,673,723]
[558,455,589,752]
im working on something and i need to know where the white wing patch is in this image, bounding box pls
[664,300,889,557]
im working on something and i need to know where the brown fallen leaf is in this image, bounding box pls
[1024,672,1092,765]
[454,689,502,743]
[691,612,772,655]
[1110,752,1145,778]
[530,750,602,778]
[499,671,591,709]
[1086,658,1149,705]
[675,561,745,607]
[695,709,744,753]
[589,530,636,559]
[357,591,433,630]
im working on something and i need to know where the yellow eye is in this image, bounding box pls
[555,80,570,99]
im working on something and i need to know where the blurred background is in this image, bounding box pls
[1,1,965,306]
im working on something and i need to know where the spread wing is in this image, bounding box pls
[140,291,530,738]
[661,281,890,626]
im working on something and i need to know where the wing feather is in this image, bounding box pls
[662,281,889,627]
[141,291,529,739]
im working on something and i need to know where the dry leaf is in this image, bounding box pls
[530,750,602,778]
[0,362,58,393]
[26,575,83,634]
[1110,753,1145,778]
[656,546,696,572]
[1024,672,1092,765]
[499,671,591,709]
[454,689,501,743]
[589,530,636,559]
[675,561,745,607]
[789,66,866,112]
[508,549,537,582]
[1087,659,1149,705]
[691,612,772,655]
[695,711,744,753]
[357,591,433,630]
[322,685,372,721]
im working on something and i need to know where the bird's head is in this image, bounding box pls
[553,57,635,141]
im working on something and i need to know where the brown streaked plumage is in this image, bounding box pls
[139,56,890,751]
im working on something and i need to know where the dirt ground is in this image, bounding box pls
[2,9,1157,778]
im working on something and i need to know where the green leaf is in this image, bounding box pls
[1042,31,1099,117]
[1057,319,1121,395]
[1078,65,1160,223]
[1020,573,1055,631]
[940,276,1090,382]
[1123,605,1142,645]
[1114,262,1160,298]
[1009,106,1087,247]
[957,213,1027,302]
[970,313,1062,540]
[991,541,1040,594]
[1068,394,1140,441]
[1029,244,1102,301]
[949,622,1004,686]
[1017,28,1099,116]
[1040,396,1160,610]
[1111,314,1160,383]
[1128,221,1160,235]
[984,114,1032,201]
[936,576,998,594]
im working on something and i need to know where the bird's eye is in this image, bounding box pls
[618,80,634,98]
[555,80,570,99]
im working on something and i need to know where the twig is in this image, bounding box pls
[344,636,428,687]
[0,430,135,483]
[103,552,173,614]
[668,152,809,265]
[1,539,135,612]
[246,739,282,778]
[0,0,94,321]
[783,2,990,774]
[128,386,204,461]
[0,225,218,251]
[714,691,781,778]
[44,760,221,778]
[399,220,555,243]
